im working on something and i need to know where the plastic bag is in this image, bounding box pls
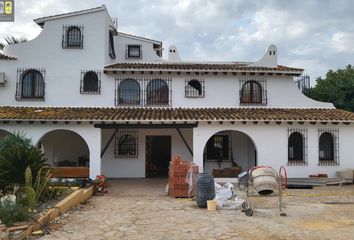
[185,166,197,198]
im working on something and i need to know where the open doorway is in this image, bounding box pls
[146,136,171,177]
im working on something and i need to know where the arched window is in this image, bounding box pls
[21,70,44,98]
[288,132,304,161]
[116,134,138,157]
[67,26,82,47]
[186,79,204,97]
[118,79,140,105]
[319,132,334,161]
[82,71,99,93]
[146,79,169,105]
[240,80,262,104]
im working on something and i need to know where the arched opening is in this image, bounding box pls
[0,129,11,141]
[203,130,257,176]
[288,132,304,161]
[240,80,262,104]
[38,130,89,168]
[319,132,334,161]
[146,79,169,105]
[118,79,140,105]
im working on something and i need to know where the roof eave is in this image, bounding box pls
[33,5,106,27]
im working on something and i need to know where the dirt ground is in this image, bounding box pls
[41,179,354,240]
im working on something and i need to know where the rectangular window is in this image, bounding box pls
[239,77,267,106]
[80,70,101,94]
[114,130,138,158]
[126,44,142,59]
[16,68,46,101]
[62,25,84,49]
[205,131,231,162]
[287,128,308,166]
[318,128,339,166]
[185,78,205,98]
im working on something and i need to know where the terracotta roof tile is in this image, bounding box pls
[104,62,303,73]
[0,53,17,60]
[0,106,353,122]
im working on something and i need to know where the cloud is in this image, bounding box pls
[1,0,354,80]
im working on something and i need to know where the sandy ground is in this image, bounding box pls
[41,179,354,240]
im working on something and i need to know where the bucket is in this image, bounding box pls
[207,200,216,211]
[251,167,277,195]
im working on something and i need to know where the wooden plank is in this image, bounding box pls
[51,167,89,178]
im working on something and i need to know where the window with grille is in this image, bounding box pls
[239,78,267,105]
[205,131,231,162]
[80,70,101,94]
[185,78,205,98]
[109,31,116,59]
[114,130,138,158]
[116,78,141,106]
[115,77,171,107]
[146,79,170,106]
[126,44,142,59]
[318,129,339,166]
[62,25,83,49]
[288,128,308,166]
[16,68,45,101]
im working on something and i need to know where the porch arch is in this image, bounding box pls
[37,129,90,167]
[201,129,257,174]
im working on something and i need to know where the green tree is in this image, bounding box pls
[305,65,354,112]
[0,133,47,190]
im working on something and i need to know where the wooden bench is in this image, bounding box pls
[51,167,89,178]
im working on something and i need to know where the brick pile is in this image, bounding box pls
[168,156,199,198]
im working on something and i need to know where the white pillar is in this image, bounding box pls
[86,128,102,179]
[193,127,204,173]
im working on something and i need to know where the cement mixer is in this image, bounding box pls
[241,166,287,216]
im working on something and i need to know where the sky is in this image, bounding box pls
[1,0,354,83]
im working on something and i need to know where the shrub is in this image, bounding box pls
[0,200,29,226]
[0,133,47,190]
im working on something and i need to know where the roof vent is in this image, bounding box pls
[168,45,181,62]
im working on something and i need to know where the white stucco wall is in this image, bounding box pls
[101,128,193,178]
[193,122,354,178]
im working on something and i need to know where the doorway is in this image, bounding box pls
[146,136,171,177]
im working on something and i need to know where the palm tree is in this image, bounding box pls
[0,36,27,50]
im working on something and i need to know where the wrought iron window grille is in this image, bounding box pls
[80,70,101,94]
[125,44,142,59]
[115,77,143,106]
[287,128,308,166]
[115,77,172,107]
[185,78,205,98]
[239,77,267,106]
[294,74,310,93]
[318,128,339,166]
[16,68,46,101]
[114,130,138,158]
[62,25,84,49]
[204,131,232,163]
[109,31,116,59]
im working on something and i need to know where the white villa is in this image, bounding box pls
[1,5,354,179]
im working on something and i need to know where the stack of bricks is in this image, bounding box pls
[168,156,199,198]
